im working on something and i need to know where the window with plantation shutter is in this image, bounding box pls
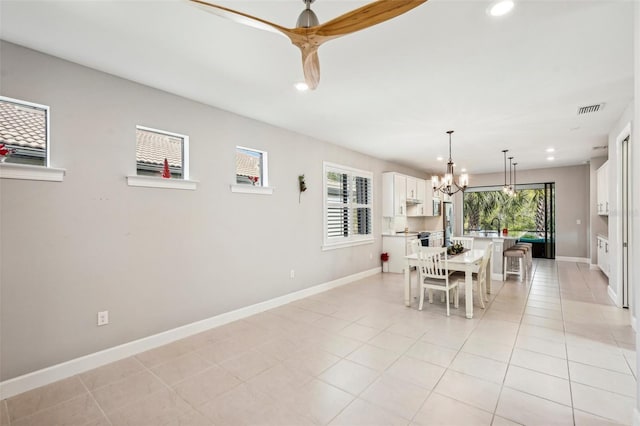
[323,162,373,249]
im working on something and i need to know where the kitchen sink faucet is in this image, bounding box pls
[491,218,501,235]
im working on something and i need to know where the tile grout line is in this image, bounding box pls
[78,375,113,426]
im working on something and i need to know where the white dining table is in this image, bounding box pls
[404,248,491,319]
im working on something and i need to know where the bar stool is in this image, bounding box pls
[503,247,527,281]
[514,242,533,269]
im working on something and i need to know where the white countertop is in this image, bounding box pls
[382,232,419,237]
[464,232,522,240]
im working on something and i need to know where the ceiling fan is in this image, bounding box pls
[189,0,427,90]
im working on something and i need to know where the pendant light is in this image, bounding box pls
[502,149,509,193]
[431,130,468,197]
[512,162,518,195]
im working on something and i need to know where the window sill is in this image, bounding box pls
[322,238,374,251]
[127,175,198,190]
[0,163,65,182]
[230,184,274,195]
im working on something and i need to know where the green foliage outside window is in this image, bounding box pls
[463,189,547,233]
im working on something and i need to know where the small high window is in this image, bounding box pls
[236,146,268,187]
[0,96,49,167]
[136,126,189,179]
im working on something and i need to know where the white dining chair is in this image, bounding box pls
[416,247,459,316]
[473,242,492,309]
[451,236,474,250]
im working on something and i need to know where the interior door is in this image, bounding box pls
[622,136,630,308]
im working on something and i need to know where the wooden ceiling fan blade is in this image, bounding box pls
[189,0,293,38]
[315,0,427,38]
[300,47,320,90]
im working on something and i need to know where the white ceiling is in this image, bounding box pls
[0,0,634,174]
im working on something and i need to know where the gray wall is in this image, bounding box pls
[454,165,590,258]
[0,42,425,380]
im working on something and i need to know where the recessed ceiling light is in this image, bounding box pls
[487,0,514,17]
[294,82,309,92]
[546,148,555,153]
[436,156,444,162]
[547,156,555,161]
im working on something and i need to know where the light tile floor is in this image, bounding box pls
[2,260,637,425]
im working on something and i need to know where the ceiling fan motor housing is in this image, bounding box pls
[297,8,319,28]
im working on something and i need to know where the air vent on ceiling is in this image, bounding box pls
[577,103,605,115]
[592,145,607,151]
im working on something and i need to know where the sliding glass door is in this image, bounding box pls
[463,183,556,259]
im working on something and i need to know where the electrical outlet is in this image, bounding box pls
[290,269,295,279]
[97,310,109,326]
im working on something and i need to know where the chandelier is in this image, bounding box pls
[431,130,468,197]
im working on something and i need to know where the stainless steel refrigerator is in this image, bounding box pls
[443,201,453,247]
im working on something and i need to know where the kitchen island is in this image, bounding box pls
[463,232,522,280]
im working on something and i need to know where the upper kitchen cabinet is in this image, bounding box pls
[406,176,418,201]
[596,161,609,216]
[383,172,407,217]
[408,178,428,216]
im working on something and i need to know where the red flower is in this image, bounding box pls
[0,143,15,157]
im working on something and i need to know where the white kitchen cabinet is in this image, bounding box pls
[597,235,610,278]
[408,178,427,217]
[382,234,418,273]
[382,172,407,217]
[406,176,418,200]
[596,161,609,216]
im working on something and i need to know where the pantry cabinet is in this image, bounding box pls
[596,161,609,216]
[597,235,610,278]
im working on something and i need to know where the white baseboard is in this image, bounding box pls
[556,256,590,263]
[491,273,503,281]
[0,267,381,399]
[589,263,599,270]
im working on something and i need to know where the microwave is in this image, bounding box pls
[433,199,441,216]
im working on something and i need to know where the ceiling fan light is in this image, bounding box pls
[296,9,319,28]
[488,0,514,17]
[294,82,309,91]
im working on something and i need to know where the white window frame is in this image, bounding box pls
[231,146,272,195]
[323,161,374,250]
[127,125,198,190]
[0,96,65,182]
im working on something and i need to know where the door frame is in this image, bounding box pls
[613,122,632,312]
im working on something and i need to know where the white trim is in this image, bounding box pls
[230,184,274,195]
[614,123,632,310]
[608,284,618,306]
[589,263,599,270]
[127,175,198,190]
[322,238,375,251]
[0,267,380,399]
[555,256,589,263]
[0,163,65,181]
